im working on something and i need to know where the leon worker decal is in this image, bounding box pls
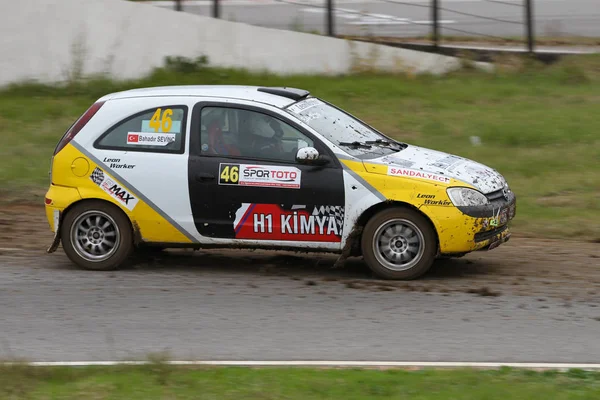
[233,204,344,242]
[219,163,301,189]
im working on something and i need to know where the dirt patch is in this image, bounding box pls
[1,204,599,302]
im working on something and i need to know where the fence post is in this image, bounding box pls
[524,0,534,53]
[432,0,439,48]
[213,0,221,18]
[175,0,182,11]
[326,0,335,36]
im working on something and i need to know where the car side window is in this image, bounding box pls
[95,106,187,153]
[200,106,314,163]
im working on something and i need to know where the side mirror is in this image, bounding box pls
[295,147,331,166]
[296,146,319,161]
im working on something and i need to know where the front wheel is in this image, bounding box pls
[61,201,133,271]
[361,207,437,280]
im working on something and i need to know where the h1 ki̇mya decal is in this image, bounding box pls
[233,204,345,242]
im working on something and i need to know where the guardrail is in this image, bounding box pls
[142,0,595,54]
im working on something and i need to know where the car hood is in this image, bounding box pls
[364,145,506,194]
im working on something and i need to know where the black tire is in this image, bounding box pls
[361,207,437,280]
[60,200,133,271]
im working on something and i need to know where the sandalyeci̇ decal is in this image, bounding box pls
[387,166,450,183]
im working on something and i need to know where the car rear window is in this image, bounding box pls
[95,106,187,153]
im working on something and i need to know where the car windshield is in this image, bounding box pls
[285,98,403,158]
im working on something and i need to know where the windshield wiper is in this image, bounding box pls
[338,141,372,149]
[365,139,407,150]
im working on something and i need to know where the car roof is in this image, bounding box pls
[98,85,310,109]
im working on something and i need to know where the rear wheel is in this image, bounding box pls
[361,207,437,280]
[61,201,133,271]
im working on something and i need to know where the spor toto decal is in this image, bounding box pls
[233,204,344,242]
[387,167,451,183]
[126,131,176,146]
[89,167,139,211]
[219,163,301,189]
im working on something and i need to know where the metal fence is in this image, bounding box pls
[155,0,596,53]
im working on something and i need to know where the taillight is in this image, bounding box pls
[54,101,105,155]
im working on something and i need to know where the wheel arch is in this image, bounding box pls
[60,198,140,245]
[349,201,440,257]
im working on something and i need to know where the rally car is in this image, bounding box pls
[45,85,515,280]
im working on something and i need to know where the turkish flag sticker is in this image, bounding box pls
[127,133,139,143]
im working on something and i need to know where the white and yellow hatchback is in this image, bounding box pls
[45,86,515,280]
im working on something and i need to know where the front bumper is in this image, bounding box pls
[432,191,516,255]
[474,224,512,251]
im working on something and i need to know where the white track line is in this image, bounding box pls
[8,361,600,370]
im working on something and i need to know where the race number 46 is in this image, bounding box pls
[149,108,173,133]
[219,164,240,184]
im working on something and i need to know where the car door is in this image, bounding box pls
[188,100,346,247]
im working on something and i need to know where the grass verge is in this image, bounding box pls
[1,54,599,239]
[1,363,600,400]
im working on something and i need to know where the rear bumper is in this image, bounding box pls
[44,184,82,232]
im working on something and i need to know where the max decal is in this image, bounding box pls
[387,167,451,183]
[233,204,344,242]
[219,163,301,189]
[90,167,139,211]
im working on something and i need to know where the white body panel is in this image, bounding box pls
[339,169,384,249]
[73,96,200,242]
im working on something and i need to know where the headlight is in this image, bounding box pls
[447,187,489,207]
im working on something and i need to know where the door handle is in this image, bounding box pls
[195,172,216,182]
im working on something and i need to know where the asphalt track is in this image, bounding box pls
[1,242,599,363]
[150,0,599,39]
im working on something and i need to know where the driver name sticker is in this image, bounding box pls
[127,132,176,146]
[287,98,323,114]
[219,163,301,189]
[387,167,451,183]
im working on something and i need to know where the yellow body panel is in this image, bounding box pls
[45,143,192,244]
[344,160,511,254]
[44,185,82,232]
